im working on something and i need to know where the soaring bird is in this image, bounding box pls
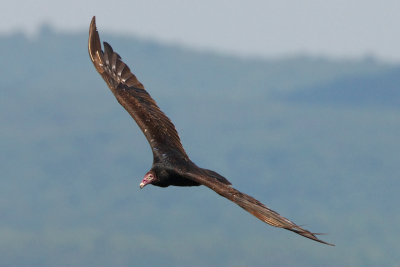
[88,16,333,246]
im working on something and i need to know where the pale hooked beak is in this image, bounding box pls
[140,171,154,189]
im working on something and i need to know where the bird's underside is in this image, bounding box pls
[88,16,334,246]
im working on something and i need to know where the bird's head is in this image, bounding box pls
[139,171,156,189]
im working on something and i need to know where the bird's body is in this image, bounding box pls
[150,163,201,188]
[88,16,333,246]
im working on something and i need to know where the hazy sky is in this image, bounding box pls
[2,0,400,62]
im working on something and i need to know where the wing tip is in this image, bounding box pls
[88,16,97,48]
[88,16,106,74]
[88,16,99,56]
[287,228,335,246]
[90,16,96,28]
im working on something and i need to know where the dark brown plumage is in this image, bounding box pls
[88,16,333,246]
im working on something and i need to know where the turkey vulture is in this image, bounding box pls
[88,16,333,246]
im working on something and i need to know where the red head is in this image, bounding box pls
[139,171,156,189]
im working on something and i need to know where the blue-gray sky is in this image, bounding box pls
[3,0,399,61]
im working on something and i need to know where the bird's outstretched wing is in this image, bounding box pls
[185,171,334,245]
[88,17,188,162]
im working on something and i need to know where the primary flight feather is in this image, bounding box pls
[88,16,333,246]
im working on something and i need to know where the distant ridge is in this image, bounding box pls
[284,67,400,107]
[0,26,399,266]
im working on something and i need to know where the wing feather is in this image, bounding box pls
[88,17,188,162]
[185,172,334,245]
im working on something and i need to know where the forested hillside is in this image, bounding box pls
[1,26,399,266]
